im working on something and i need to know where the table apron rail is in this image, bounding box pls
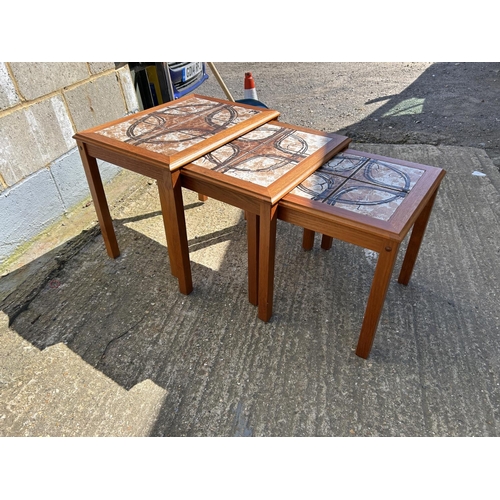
[83,142,164,180]
[181,174,264,214]
[277,203,397,253]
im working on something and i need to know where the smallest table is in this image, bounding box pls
[277,149,446,358]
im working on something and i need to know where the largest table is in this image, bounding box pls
[74,94,350,319]
[74,94,279,295]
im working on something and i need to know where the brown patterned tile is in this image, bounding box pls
[192,123,333,188]
[352,158,425,193]
[323,178,407,221]
[290,170,346,201]
[95,96,264,158]
[319,151,369,177]
[292,151,427,221]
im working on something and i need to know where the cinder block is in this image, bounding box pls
[0,96,75,186]
[117,65,140,114]
[49,149,89,209]
[49,147,120,210]
[9,62,89,101]
[0,62,20,111]
[99,159,121,184]
[89,62,115,74]
[0,169,65,265]
[64,73,128,132]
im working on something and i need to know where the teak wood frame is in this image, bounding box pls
[276,149,446,358]
[73,95,280,297]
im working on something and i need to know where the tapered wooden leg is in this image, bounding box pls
[247,212,259,306]
[398,188,439,286]
[258,204,278,322]
[157,170,193,295]
[77,141,120,259]
[302,229,315,250]
[198,193,208,201]
[302,230,333,251]
[321,235,333,250]
[355,241,400,359]
[157,173,177,279]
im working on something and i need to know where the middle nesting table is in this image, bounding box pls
[181,120,350,321]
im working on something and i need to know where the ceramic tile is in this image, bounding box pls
[95,96,263,157]
[289,170,346,201]
[191,123,283,171]
[323,178,406,220]
[192,124,332,187]
[319,151,369,177]
[292,151,427,221]
[352,158,425,192]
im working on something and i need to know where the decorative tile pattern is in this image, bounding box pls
[291,152,425,221]
[352,158,424,193]
[192,123,332,187]
[324,178,407,220]
[95,96,263,157]
[290,169,346,202]
[319,152,369,177]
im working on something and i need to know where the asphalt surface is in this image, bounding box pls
[202,62,500,171]
[1,63,500,438]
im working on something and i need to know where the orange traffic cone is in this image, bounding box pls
[244,72,258,100]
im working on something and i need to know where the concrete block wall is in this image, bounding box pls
[0,62,139,267]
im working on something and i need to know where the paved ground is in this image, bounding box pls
[1,63,499,437]
[203,62,500,170]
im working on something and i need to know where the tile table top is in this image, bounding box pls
[74,94,280,172]
[290,151,426,221]
[187,121,350,204]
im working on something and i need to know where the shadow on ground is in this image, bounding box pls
[337,63,500,164]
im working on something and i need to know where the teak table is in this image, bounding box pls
[74,93,444,360]
[73,94,280,296]
[277,149,446,358]
[180,121,350,320]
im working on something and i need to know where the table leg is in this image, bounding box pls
[77,141,120,259]
[302,229,315,250]
[302,230,333,251]
[157,170,193,295]
[321,235,333,250]
[258,204,278,322]
[398,188,439,286]
[246,212,259,306]
[355,241,400,359]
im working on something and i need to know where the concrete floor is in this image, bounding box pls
[1,141,499,437]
